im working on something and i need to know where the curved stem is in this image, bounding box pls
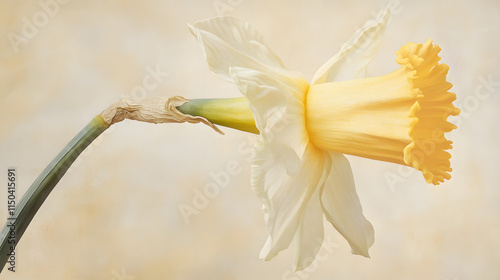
[0,116,109,273]
[0,96,253,273]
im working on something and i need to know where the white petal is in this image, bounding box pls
[191,16,325,265]
[311,6,390,85]
[189,16,286,82]
[320,152,374,257]
[191,15,309,167]
[229,67,308,158]
[256,143,325,261]
[293,187,324,271]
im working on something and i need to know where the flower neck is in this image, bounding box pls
[176,97,259,134]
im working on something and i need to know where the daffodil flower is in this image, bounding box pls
[185,7,460,270]
[0,7,460,273]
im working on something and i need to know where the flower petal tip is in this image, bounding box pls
[311,5,391,84]
[352,248,371,258]
[258,245,276,262]
[293,263,308,273]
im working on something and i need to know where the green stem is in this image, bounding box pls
[0,116,109,273]
[0,97,255,273]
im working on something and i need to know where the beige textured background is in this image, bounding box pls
[1,0,499,279]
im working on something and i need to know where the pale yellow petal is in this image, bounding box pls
[230,67,308,156]
[189,16,286,82]
[256,143,324,261]
[320,152,374,257]
[293,187,324,271]
[191,15,309,171]
[311,6,390,85]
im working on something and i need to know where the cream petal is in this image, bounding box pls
[293,187,325,271]
[320,152,374,257]
[311,6,390,85]
[229,67,308,153]
[189,16,287,82]
[191,16,309,166]
[191,15,332,267]
[257,143,325,261]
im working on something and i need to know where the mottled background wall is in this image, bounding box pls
[0,0,499,279]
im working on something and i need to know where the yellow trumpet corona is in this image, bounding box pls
[306,40,460,185]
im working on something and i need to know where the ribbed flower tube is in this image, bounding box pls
[306,39,460,185]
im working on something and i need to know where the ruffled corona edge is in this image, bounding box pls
[396,39,461,185]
